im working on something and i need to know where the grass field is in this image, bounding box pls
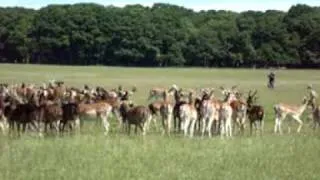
[0,64,319,180]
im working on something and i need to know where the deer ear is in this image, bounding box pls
[118,85,123,91]
[132,86,137,92]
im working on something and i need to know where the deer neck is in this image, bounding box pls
[297,102,308,116]
[174,90,180,102]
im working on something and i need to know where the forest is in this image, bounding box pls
[0,3,319,67]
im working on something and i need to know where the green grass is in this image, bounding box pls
[0,64,319,180]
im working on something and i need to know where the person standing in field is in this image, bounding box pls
[267,70,275,89]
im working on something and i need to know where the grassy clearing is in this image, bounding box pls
[0,64,319,180]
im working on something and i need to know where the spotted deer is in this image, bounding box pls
[274,96,310,134]
[179,92,198,137]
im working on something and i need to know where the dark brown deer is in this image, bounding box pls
[7,90,40,136]
[246,90,265,135]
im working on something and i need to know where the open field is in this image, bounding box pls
[0,64,320,180]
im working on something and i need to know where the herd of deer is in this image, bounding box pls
[0,81,319,138]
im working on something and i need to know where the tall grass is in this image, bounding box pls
[0,64,319,180]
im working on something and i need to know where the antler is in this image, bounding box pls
[231,85,238,90]
[252,89,258,97]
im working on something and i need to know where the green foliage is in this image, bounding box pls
[0,3,319,67]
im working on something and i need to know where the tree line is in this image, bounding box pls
[0,3,319,68]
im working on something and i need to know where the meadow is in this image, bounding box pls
[0,64,319,180]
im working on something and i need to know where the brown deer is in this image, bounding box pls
[38,91,63,135]
[119,102,152,136]
[160,90,173,136]
[220,86,247,135]
[148,85,176,132]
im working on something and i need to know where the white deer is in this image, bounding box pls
[179,92,198,138]
[274,96,310,134]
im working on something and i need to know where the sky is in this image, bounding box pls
[1,0,319,12]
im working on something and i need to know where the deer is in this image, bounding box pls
[147,85,176,132]
[0,93,9,134]
[62,90,113,135]
[199,88,220,138]
[219,90,234,138]
[160,90,173,136]
[38,90,63,135]
[119,101,152,136]
[179,91,198,137]
[7,89,40,136]
[169,85,188,133]
[246,90,265,136]
[274,96,310,135]
[220,85,247,135]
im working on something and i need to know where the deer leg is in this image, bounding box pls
[201,117,207,137]
[207,117,214,138]
[183,118,190,137]
[240,116,246,136]
[54,120,60,134]
[75,117,81,135]
[101,114,109,136]
[128,123,131,136]
[178,116,182,133]
[151,115,158,132]
[134,124,138,134]
[138,123,145,136]
[260,120,264,136]
[17,122,22,136]
[173,115,177,132]
[168,113,173,136]
[60,120,67,133]
[0,121,4,135]
[274,113,284,134]
[279,114,287,135]
[220,119,226,139]
[22,122,27,133]
[250,120,253,136]
[161,116,166,136]
[227,117,232,138]
[190,118,196,138]
[293,115,303,133]
[312,117,317,130]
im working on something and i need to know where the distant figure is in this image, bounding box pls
[267,71,275,89]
